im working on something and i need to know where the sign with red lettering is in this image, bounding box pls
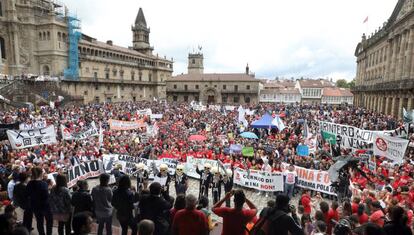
[233,168,284,192]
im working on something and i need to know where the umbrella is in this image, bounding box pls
[188,135,207,141]
[328,155,358,183]
[240,132,258,139]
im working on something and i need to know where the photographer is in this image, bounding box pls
[253,194,304,235]
[212,189,257,235]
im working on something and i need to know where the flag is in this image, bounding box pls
[363,16,368,24]
[98,125,104,148]
[403,107,414,123]
[60,151,65,161]
[272,115,286,131]
[303,119,310,139]
[321,130,336,145]
[238,105,248,127]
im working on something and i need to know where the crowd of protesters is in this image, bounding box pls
[0,101,412,234]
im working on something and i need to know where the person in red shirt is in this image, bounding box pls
[300,190,312,215]
[351,197,361,214]
[212,189,257,235]
[172,194,209,235]
[369,201,385,227]
[353,203,369,225]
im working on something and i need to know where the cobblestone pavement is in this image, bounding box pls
[20,178,306,235]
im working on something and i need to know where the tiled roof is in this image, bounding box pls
[260,88,300,95]
[168,73,259,82]
[299,79,334,88]
[323,87,353,97]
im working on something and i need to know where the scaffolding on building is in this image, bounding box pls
[63,14,81,80]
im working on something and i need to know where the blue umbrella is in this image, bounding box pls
[240,132,259,139]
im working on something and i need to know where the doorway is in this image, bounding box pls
[207,96,215,104]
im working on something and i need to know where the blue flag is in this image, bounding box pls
[296,145,309,157]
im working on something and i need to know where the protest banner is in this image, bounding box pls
[185,156,231,178]
[233,168,284,192]
[19,120,47,130]
[61,121,99,141]
[242,147,254,157]
[0,122,20,141]
[108,119,145,130]
[281,163,336,195]
[225,105,236,111]
[137,109,152,115]
[319,121,393,149]
[150,114,163,119]
[67,160,105,188]
[296,144,309,156]
[7,125,57,149]
[102,154,177,177]
[373,133,409,163]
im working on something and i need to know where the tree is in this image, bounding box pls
[348,79,355,89]
[336,79,349,88]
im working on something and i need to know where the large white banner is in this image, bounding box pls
[61,122,99,141]
[102,154,177,177]
[281,163,336,195]
[108,119,145,130]
[319,121,392,149]
[19,120,47,130]
[67,160,105,188]
[233,168,284,192]
[7,125,57,149]
[373,133,408,163]
[185,156,231,178]
[137,109,152,115]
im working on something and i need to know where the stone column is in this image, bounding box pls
[391,96,397,117]
[404,28,414,78]
[385,41,392,81]
[385,97,390,115]
[397,31,407,80]
[391,35,399,81]
[408,97,413,111]
[398,96,404,119]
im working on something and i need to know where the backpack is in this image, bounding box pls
[249,209,286,235]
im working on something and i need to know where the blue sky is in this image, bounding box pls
[63,0,399,81]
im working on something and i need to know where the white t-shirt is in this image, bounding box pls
[285,170,297,185]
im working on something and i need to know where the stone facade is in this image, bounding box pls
[353,0,414,119]
[166,53,260,104]
[0,1,172,104]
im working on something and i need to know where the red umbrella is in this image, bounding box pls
[189,135,207,141]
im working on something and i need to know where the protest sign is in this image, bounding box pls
[150,114,163,119]
[108,119,145,130]
[281,163,336,195]
[368,155,377,173]
[7,125,57,149]
[373,133,409,163]
[233,168,284,192]
[61,122,99,141]
[242,147,254,157]
[67,160,105,188]
[185,156,231,178]
[137,109,152,115]
[296,145,309,156]
[19,120,47,130]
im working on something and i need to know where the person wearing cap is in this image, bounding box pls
[173,164,188,195]
[369,201,385,227]
[195,163,213,199]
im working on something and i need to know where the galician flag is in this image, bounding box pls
[321,130,336,145]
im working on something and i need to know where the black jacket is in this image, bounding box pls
[265,209,304,235]
[13,182,29,210]
[111,188,138,221]
[384,221,412,235]
[139,194,172,235]
[71,190,93,214]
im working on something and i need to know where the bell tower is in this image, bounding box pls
[188,52,204,74]
[132,8,153,55]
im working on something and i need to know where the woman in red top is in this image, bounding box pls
[354,204,369,225]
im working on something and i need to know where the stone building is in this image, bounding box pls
[321,87,353,105]
[259,80,301,103]
[353,0,414,119]
[295,79,335,104]
[0,0,172,104]
[166,53,260,104]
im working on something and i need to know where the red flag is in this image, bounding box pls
[363,16,368,24]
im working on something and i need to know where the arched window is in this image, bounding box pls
[43,65,50,76]
[0,1,3,17]
[47,32,50,40]
[0,37,6,59]
[39,32,42,40]
[192,59,195,64]
[58,32,62,41]
[42,32,46,40]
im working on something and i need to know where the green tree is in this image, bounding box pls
[336,79,349,88]
[348,79,355,89]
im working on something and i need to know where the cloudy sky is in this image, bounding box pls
[63,0,398,81]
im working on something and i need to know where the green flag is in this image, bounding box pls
[321,130,336,145]
[242,147,254,157]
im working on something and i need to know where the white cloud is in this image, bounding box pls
[62,0,399,81]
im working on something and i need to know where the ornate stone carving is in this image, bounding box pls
[397,0,414,22]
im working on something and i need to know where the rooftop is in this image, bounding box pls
[169,73,259,82]
[299,79,335,88]
[323,87,353,97]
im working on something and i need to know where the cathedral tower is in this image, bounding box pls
[132,8,153,55]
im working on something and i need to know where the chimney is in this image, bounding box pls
[246,63,249,75]
[106,40,113,46]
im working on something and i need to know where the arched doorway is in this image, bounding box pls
[204,88,217,104]
[42,65,50,76]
